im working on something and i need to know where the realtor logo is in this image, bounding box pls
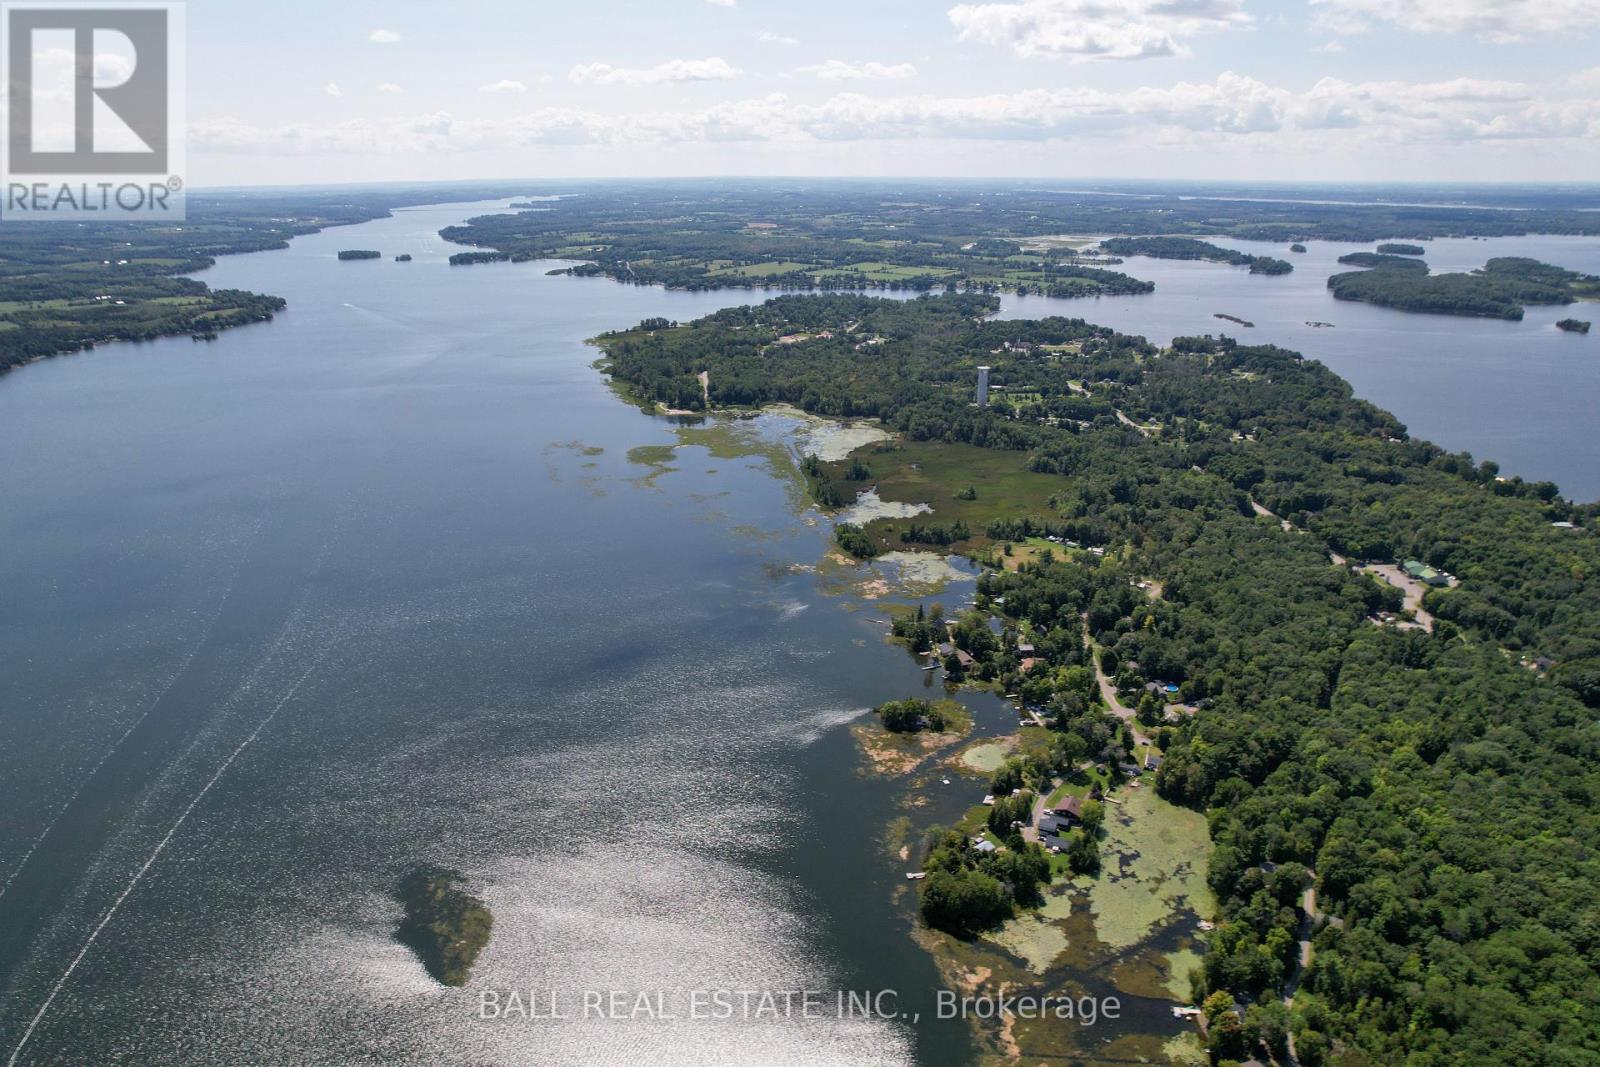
[2,1,185,219]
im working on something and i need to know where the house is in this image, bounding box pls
[973,838,998,854]
[1016,642,1035,655]
[1037,813,1072,838]
[1144,753,1165,771]
[953,649,975,668]
[1020,657,1043,673]
[1051,795,1084,822]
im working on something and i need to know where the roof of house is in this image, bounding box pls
[973,839,998,854]
[1052,795,1084,818]
[1037,814,1072,837]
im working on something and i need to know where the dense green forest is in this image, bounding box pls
[1329,255,1600,320]
[1375,243,1426,256]
[600,291,1600,1064]
[1100,236,1293,275]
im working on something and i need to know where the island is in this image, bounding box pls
[448,250,512,266]
[1289,243,1307,253]
[1213,313,1254,327]
[337,249,382,260]
[1335,251,1429,272]
[595,288,1599,1066]
[1099,236,1293,275]
[1329,255,1600,319]
[395,865,493,987]
[1376,242,1426,256]
[394,253,413,262]
[1558,318,1592,333]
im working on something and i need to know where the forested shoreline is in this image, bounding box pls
[599,291,1600,1064]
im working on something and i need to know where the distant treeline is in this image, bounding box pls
[1100,237,1293,275]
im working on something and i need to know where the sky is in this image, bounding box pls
[172,0,1600,187]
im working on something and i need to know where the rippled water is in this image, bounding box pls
[0,201,1003,1066]
[3,199,1595,1066]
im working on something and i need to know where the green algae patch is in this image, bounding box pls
[625,444,678,466]
[1079,786,1215,951]
[956,738,1012,775]
[1163,1031,1209,1066]
[1164,947,1204,1000]
[985,914,1071,974]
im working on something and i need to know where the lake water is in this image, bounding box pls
[1,198,1596,1067]
[999,234,1600,501]
[0,200,1019,1066]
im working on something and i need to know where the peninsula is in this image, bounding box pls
[597,288,1600,1066]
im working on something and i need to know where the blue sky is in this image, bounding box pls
[182,0,1600,186]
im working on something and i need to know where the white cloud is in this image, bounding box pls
[756,30,800,45]
[948,0,1251,61]
[26,47,133,102]
[796,60,917,81]
[378,82,403,94]
[368,28,400,44]
[1312,0,1600,42]
[569,57,742,85]
[324,82,342,97]
[480,79,528,94]
[192,72,1600,156]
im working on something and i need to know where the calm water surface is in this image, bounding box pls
[999,234,1600,501]
[2,200,1596,1066]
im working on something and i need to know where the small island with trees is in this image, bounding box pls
[1558,318,1591,333]
[1329,255,1600,319]
[395,865,493,987]
[394,253,413,262]
[337,249,382,261]
[1375,242,1426,256]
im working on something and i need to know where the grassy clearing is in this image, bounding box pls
[841,261,961,280]
[825,438,1061,556]
[705,260,817,278]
